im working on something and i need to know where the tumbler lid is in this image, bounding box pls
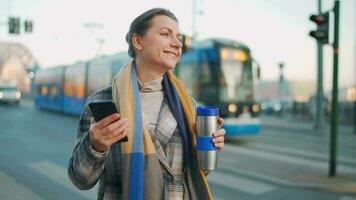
[197,106,219,116]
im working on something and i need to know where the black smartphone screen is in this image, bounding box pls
[89,100,118,122]
[88,100,128,142]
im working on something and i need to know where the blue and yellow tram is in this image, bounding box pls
[175,38,261,136]
[35,53,130,115]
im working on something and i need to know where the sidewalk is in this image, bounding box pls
[223,144,356,194]
[226,115,356,194]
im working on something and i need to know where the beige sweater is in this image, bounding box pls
[138,77,164,127]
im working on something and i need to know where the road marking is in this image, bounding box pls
[208,171,275,195]
[255,134,356,159]
[223,144,356,174]
[0,171,43,200]
[28,161,96,200]
[248,141,356,165]
[340,196,356,200]
[254,133,327,150]
[261,127,356,149]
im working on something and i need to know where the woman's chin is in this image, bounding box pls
[162,61,177,71]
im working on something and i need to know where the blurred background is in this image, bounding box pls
[0,0,355,199]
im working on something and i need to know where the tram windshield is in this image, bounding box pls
[219,48,253,102]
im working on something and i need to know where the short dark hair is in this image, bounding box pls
[125,8,179,58]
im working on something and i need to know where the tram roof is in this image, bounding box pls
[190,38,249,50]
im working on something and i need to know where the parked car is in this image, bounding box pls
[0,85,21,105]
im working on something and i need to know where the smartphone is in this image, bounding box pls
[88,100,128,142]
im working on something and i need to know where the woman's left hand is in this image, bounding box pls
[212,118,225,149]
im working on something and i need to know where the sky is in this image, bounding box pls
[0,0,355,90]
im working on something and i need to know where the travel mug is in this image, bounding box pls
[196,106,219,172]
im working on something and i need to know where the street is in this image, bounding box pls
[0,100,355,200]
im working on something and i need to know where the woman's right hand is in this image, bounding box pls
[89,113,130,153]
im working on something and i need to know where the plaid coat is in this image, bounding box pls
[68,86,198,200]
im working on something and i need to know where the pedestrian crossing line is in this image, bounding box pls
[207,170,275,195]
[217,160,315,189]
[253,134,356,156]
[255,133,328,149]
[254,132,356,156]
[0,171,43,200]
[247,141,356,166]
[251,136,328,155]
[340,196,356,200]
[262,128,327,141]
[28,161,96,200]
[256,131,323,143]
[262,128,356,148]
[223,144,356,174]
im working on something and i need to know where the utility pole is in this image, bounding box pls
[192,0,204,40]
[83,22,105,58]
[354,1,356,135]
[192,0,198,39]
[329,0,340,177]
[315,0,324,130]
[278,62,285,100]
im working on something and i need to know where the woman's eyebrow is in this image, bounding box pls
[160,27,181,38]
[160,27,172,32]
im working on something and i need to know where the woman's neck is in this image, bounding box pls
[135,57,164,85]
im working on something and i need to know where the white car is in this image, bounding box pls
[0,86,21,105]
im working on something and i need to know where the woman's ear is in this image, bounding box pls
[132,33,143,53]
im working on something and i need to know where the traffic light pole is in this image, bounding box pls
[329,0,340,177]
[314,0,324,130]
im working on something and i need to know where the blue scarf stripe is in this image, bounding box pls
[130,64,144,152]
[128,153,144,199]
[128,64,144,200]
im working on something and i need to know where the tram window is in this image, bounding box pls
[64,83,74,96]
[76,84,85,98]
[219,48,253,102]
[50,86,57,96]
[87,63,112,95]
[36,86,41,95]
[200,61,211,85]
[177,63,198,98]
[41,86,48,95]
[64,63,86,98]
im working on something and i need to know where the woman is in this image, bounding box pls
[68,8,225,200]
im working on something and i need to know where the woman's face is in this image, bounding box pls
[135,15,182,71]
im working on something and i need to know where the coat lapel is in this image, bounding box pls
[146,100,177,175]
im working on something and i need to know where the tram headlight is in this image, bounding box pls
[233,50,248,62]
[252,104,260,112]
[228,103,237,113]
[220,48,228,61]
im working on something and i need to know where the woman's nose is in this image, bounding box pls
[171,37,183,49]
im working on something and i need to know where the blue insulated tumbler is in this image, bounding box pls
[196,106,219,172]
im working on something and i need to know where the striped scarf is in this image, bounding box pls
[112,61,212,200]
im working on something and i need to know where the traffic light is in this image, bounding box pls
[181,34,191,52]
[24,20,33,33]
[309,12,329,44]
[8,17,20,34]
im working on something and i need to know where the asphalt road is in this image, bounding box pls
[0,100,355,200]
